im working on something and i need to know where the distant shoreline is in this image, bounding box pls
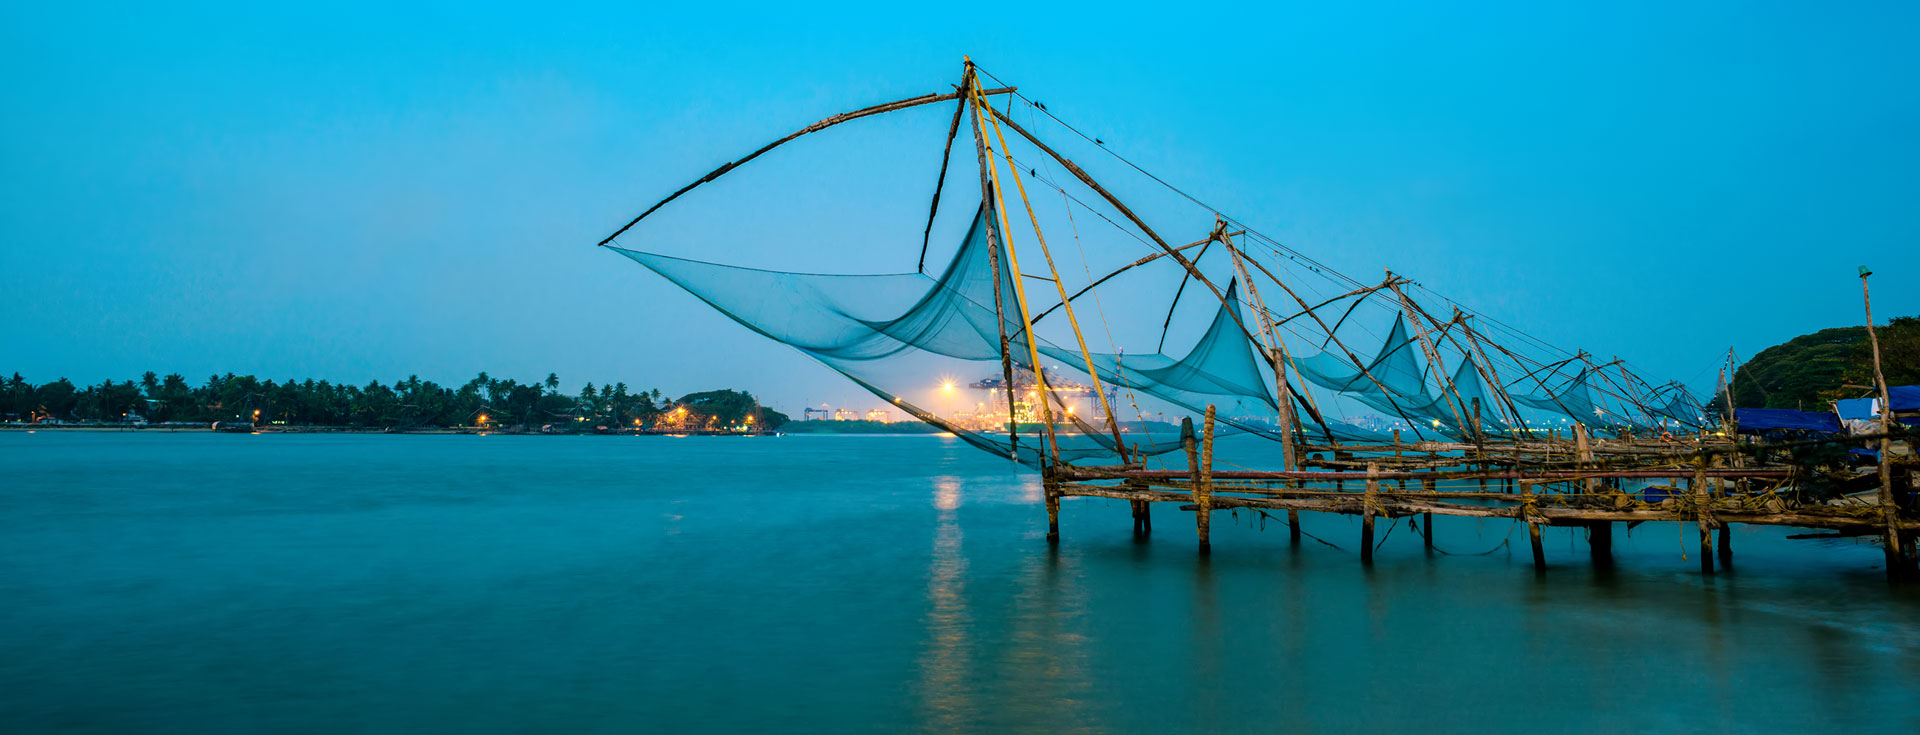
[0,424,960,437]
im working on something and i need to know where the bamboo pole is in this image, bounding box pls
[1860,266,1911,581]
[959,65,1025,462]
[600,84,1014,245]
[1694,457,1714,574]
[977,86,1129,462]
[1182,417,1203,553]
[1199,406,1217,555]
[1389,279,1472,437]
[1521,472,1545,571]
[1362,462,1379,563]
[1218,229,1298,470]
[969,77,1060,463]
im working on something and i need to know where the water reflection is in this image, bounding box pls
[915,476,975,728]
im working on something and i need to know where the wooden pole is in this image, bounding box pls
[1192,407,1217,554]
[970,79,1061,462]
[1860,266,1911,582]
[960,64,1025,462]
[978,91,1128,464]
[1288,509,1301,546]
[1589,521,1613,565]
[1694,457,1714,575]
[1521,475,1545,571]
[1182,416,1203,554]
[1221,230,1298,471]
[1046,484,1060,544]
[1362,462,1379,563]
[1424,476,1437,550]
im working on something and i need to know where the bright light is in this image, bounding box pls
[941,381,955,392]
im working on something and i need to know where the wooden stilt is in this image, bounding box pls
[1717,523,1733,566]
[1052,491,1067,545]
[1288,509,1301,546]
[1424,476,1437,549]
[1590,522,1613,565]
[1199,406,1216,555]
[1859,267,1915,582]
[1529,522,1546,571]
[1694,459,1714,574]
[1520,477,1544,571]
[1361,462,1379,564]
[1045,488,1060,544]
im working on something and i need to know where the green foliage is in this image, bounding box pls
[1719,315,1918,411]
[0,371,773,430]
[1852,316,1920,388]
[670,389,786,430]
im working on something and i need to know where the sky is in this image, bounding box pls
[4,1,1916,414]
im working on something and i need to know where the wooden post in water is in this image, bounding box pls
[1589,521,1613,565]
[1194,406,1217,555]
[1362,462,1379,564]
[1396,429,1429,547]
[1521,479,1545,571]
[1574,422,1609,562]
[1860,266,1913,582]
[1694,457,1714,574]
[1423,476,1437,550]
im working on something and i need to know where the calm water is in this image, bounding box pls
[3,432,1918,733]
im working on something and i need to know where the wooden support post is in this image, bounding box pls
[1182,416,1199,535]
[1717,522,1733,566]
[1528,521,1545,572]
[1521,477,1544,571]
[1196,406,1217,555]
[1423,476,1437,550]
[1590,521,1613,565]
[1288,510,1301,546]
[1694,458,1714,574]
[1860,266,1915,582]
[1045,487,1060,544]
[1362,462,1379,564]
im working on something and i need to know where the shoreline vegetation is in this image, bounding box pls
[1,372,795,434]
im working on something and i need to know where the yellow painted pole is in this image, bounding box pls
[967,78,1059,461]
[977,86,1129,461]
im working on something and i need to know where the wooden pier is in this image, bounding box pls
[1042,410,1919,580]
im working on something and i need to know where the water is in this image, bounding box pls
[3,432,1919,733]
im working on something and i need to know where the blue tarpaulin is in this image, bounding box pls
[1893,385,1920,413]
[1836,397,1876,420]
[1735,408,1842,433]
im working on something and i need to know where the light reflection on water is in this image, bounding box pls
[1,432,1918,733]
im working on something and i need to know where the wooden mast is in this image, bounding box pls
[960,62,1027,462]
[1860,265,1910,581]
[969,64,1061,463]
[976,75,1131,464]
[1219,225,1298,470]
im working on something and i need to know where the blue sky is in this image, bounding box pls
[4,2,1915,412]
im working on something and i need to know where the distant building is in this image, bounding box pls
[864,408,891,423]
[802,407,831,420]
[833,408,859,421]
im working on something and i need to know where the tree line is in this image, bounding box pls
[1,372,789,430]
[1721,315,1918,411]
